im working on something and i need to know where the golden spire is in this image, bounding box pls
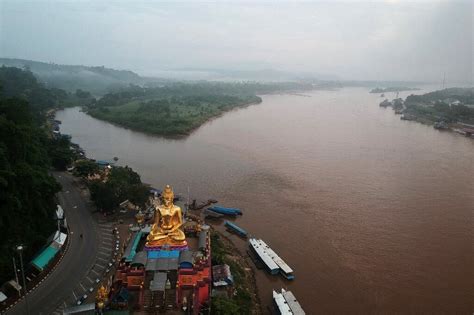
[162,184,174,202]
[96,284,108,310]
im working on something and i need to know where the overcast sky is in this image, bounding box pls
[0,0,472,82]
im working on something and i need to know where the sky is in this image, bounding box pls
[0,0,472,83]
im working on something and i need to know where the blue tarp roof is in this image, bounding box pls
[31,246,59,270]
[147,250,180,259]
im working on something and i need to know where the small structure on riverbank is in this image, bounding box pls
[212,264,233,287]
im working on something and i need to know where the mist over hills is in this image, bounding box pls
[0,58,167,95]
[0,57,432,98]
[156,67,341,82]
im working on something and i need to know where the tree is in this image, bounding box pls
[74,160,99,177]
[211,296,241,315]
[89,180,118,213]
[88,165,149,213]
[0,97,61,284]
[107,166,141,202]
[48,136,75,170]
[127,183,149,209]
[75,89,92,98]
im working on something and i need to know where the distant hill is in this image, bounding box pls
[0,58,153,95]
[370,87,420,93]
[171,67,340,81]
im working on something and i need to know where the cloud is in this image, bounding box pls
[0,0,471,82]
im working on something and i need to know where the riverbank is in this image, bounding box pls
[378,87,474,138]
[210,228,262,314]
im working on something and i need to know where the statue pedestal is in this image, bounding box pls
[144,242,188,252]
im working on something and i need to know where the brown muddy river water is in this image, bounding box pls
[56,87,473,314]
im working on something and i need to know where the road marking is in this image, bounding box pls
[96,263,106,269]
[86,276,94,283]
[101,234,113,240]
[101,240,112,247]
[97,256,108,262]
[101,236,113,242]
[98,250,111,257]
[99,245,111,251]
[63,301,67,308]
[72,289,77,300]
[73,205,77,209]
[79,282,86,292]
[91,269,99,275]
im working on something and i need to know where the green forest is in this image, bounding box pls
[404,88,474,124]
[0,66,155,284]
[0,67,77,284]
[86,81,315,136]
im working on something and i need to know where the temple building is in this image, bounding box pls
[104,185,211,314]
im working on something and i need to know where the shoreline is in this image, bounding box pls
[210,227,263,314]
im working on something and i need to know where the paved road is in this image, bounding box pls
[7,172,103,315]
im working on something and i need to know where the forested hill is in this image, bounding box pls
[0,58,156,95]
[0,66,95,114]
[0,67,75,284]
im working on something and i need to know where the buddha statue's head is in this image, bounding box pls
[162,185,174,207]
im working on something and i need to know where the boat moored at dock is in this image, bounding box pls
[224,221,248,237]
[248,238,294,279]
[273,288,305,315]
[249,238,279,275]
[203,208,224,219]
[207,205,242,216]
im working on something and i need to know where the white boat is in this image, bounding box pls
[273,288,305,315]
[248,238,294,279]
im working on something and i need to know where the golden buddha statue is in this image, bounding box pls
[146,185,186,247]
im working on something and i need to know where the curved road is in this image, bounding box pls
[7,172,101,315]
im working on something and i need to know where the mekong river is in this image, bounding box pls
[56,87,472,314]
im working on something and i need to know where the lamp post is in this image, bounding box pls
[16,245,29,315]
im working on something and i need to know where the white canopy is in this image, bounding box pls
[0,291,7,302]
[56,205,64,219]
[52,231,67,247]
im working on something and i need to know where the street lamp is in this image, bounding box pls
[16,245,29,315]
